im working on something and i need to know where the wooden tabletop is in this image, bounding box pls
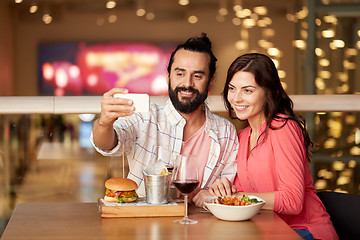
[1,202,301,240]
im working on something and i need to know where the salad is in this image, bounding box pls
[209,195,263,206]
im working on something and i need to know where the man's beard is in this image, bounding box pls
[168,81,209,114]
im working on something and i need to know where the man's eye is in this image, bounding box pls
[194,75,203,79]
[176,72,183,76]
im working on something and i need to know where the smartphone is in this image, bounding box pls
[114,93,150,112]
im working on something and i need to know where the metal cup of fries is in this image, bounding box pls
[143,168,172,204]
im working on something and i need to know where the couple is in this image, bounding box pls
[91,33,338,240]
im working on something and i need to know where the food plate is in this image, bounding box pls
[204,195,265,221]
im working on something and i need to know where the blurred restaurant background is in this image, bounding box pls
[0,0,359,236]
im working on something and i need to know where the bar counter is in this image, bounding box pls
[1,202,301,240]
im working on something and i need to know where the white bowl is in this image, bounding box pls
[204,195,265,221]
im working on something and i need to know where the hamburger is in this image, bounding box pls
[104,177,138,203]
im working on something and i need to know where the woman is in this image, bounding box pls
[209,53,338,240]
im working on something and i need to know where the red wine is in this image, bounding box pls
[166,165,174,173]
[173,180,199,194]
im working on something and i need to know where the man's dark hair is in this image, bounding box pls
[167,33,217,80]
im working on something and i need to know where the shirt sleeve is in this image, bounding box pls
[90,113,143,156]
[218,122,239,182]
[272,120,307,215]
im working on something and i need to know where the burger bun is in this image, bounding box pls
[105,177,137,191]
[104,196,119,203]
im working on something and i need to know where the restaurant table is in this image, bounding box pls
[1,202,301,240]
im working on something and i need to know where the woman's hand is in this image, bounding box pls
[208,178,237,197]
[191,189,213,208]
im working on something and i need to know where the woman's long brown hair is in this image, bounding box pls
[222,53,313,161]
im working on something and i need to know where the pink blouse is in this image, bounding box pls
[233,116,338,240]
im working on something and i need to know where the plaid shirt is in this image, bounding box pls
[91,99,238,197]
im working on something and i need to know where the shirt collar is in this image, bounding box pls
[164,99,218,135]
[164,99,186,127]
[164,99,216,128]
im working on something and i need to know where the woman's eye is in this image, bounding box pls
[228,86,235,91]
[244,89,253,93]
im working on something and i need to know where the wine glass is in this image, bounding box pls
[155,146,176,173]
[173,155,199,224]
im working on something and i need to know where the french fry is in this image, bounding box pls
[159,168,168,175]
[159,168,172,175]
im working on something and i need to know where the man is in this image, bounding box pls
[91,33,238,206]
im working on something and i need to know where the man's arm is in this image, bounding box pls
[92,88,135,150]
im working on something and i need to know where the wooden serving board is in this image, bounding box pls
[99,198,185,218]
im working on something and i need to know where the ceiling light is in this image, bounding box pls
[272,59,279,68]
[235,40,248,50]
[319,70,331,79]
[29,2,38,13]
[293,40,306,50]
[355,129,360,145]
[233,0,242,11]
[319,59,330,67]
[263,28,275,38]
[345,48,357,56]
[188,15,198,24]
[348,160,357,168]
[178,0,189,6]
[323,15,337,24]
[267,48,280,57]
[145,12,155,21]
[334,40,345,48]
[242,8,252,17]
[253,6,267,15]
[250,13,258,21]
[258,40,273,49]
[343,60,356,70]
[219,8,228,16]
[232,17,241,26]
[315,18,321,26]
[315,48,324,57]
[322,29,335,38]
[278,70,286,79]
[315,77,326,90]
[243,18,256,28]
[136,8,146,17]
[350,146,360,155]
[286,14,297,22]
[337,72,348,82]
[257,19,266,27]
[42,13,52,24]
[108,14,118,23]
[262,17,272,25]
[301,30,307,39]
[296,9,307,19]
[106,0,116,9]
